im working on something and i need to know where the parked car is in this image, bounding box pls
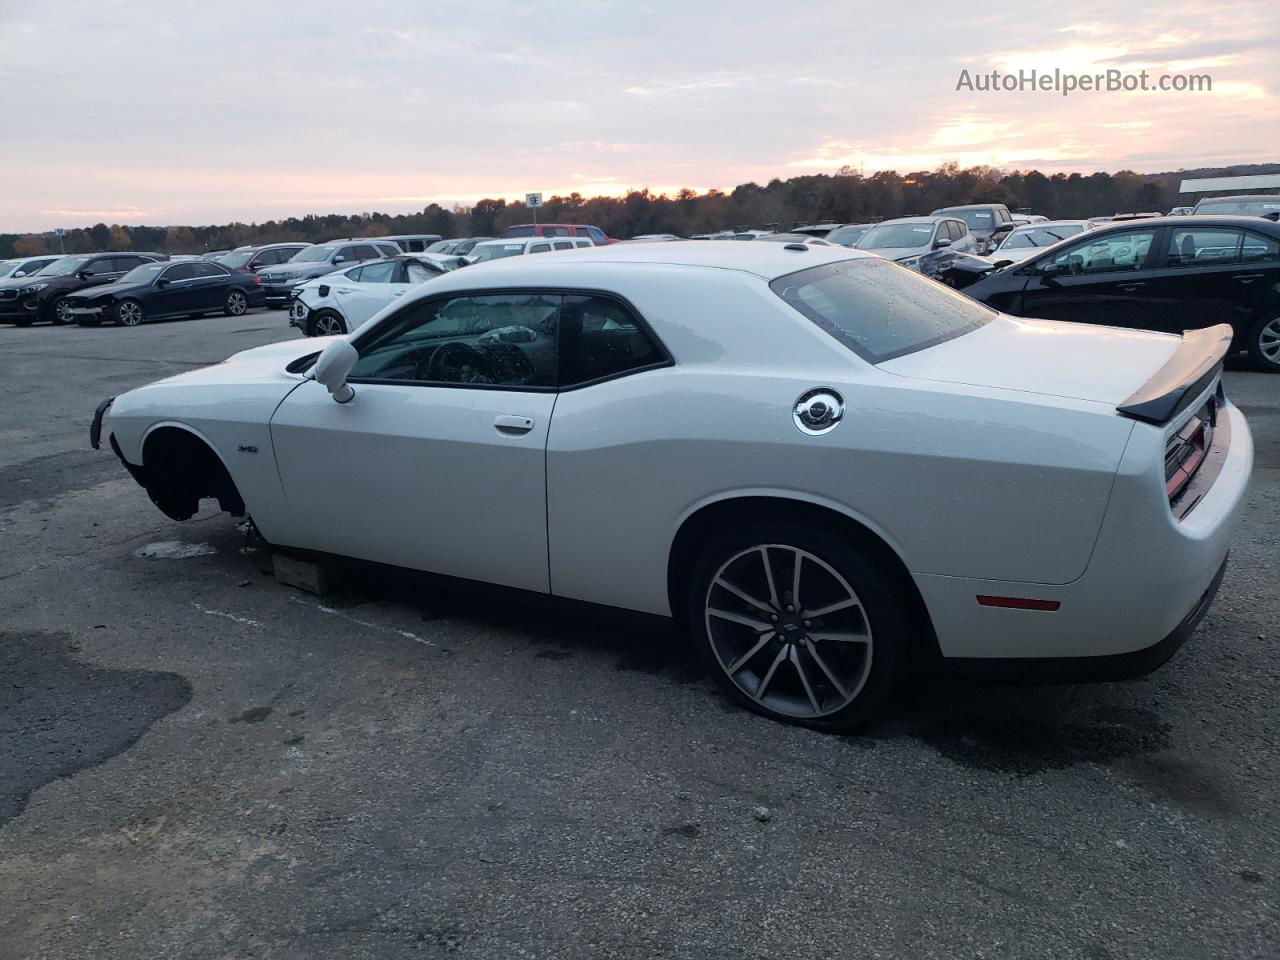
[425,237,493,256]
[627,234,684,242]
[1191,195,1280,219]
[1168,207,1195,216]
[1112,212,1163,222]
[963,216,1280,371]
[377,234,444,254]
[930,204,1015,253]
[92,241,1252,731]
[504,223,614,245]
[201,250,230,260]
[218,243,309,274]
[855,216,979,276]
[987,220,1092,265]
[64,259,264,327]
[256,240,402,308]
[0,254,61,280]
[290,255,454,336]
[823,223,877,248]
[0,251,165,326]
[465,236,594,264]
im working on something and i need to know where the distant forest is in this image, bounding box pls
[4,162,1278,259]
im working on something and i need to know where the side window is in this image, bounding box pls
[349,294,560,387]
[559,295,665,387]
[191,262,227,278]
[553,241,574,251]
[529,243,551,254]
[402,239,424,252]
[405,262,436,283]
[354,245,382,261]
[952,221,968,241]
[334,246,360,263]
[376,243,402,258]
[1045,230,1155,275]
[258,249,284,266]
[573,227,591,237]
[356,260,397,283]
[1241,232,1280,264]
[1167,227,1242,267]
[588,227,607,244]
[547,226,571,237]
[163,262,198,282]
[87,258,119,275]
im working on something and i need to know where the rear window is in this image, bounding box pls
[770,258,994,363]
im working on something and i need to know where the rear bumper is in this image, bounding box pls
[941,554,1227,683]
[915,401,1252,662]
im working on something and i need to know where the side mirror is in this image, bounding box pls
[77,270,92,279]
[333,256,348,264]
[1038,262,1063,283]
[13,271,26,277]
[310,339,358,403]
[934,237,952,249]
[156,278,170,288]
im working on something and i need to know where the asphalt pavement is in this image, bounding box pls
[1,310,1277,960]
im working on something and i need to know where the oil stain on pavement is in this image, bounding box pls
[0,631,191,826]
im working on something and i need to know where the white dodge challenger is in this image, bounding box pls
[92,242,1253,730]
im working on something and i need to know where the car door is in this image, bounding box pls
[333,260,400,328]
[1142,225,1279,334]
[1015,226,1160,328]
[149,262,199,316]
[268,292,561,592]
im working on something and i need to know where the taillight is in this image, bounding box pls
[1165,400,1215,504]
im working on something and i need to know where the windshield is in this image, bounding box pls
[937,209,995,230]
[824,225,871,246]
[771,257,994,363]
[119,262,170,284]
[291,245,338,262]
[219,249,256,268]
[998,224,1084,249]
[470,243,526,263]
[40,255,94,277]
[857,223,936,249]
[1195,198,1280,216]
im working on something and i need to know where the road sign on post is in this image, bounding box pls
[526,192,543,226]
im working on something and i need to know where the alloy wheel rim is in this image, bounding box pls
[228,292,247,315]
[1261,318,1280,363]
[119,302,141,325]
[317,315,343,335]
[55,300,71,322]
[704,543,872,719]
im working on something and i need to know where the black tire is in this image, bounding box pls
[1246,314,1280,373]
[114,299,144,327]
[223,289,249,317]
[686,520,908,732]
[50,296,72,326]
[307,310,346,337]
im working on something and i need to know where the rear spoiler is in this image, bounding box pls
[1117,324,1233,426]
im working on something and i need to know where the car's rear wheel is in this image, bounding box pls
[51,297,72,325]
[687,521,905,731]
[223,290,248,317]
[115,299,144,327]
[1247,314,1280,373]
[309,310,346,337]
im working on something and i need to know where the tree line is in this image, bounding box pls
[4,162,1276,259]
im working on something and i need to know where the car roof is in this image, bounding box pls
[1009,219,1090,229]
[1087,214,1280,234]
[452,238,869,281]
[869,216,949,226]
[1195,194,1280,202]
[931,204,1006,211]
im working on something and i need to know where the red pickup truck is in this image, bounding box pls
[503,224,615,245]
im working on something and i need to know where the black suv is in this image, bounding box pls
[0,252,166,326]
[216,243,310,274]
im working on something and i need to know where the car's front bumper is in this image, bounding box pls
[261,279,303,305]
[0,294,41,319]
[289,294,309,329]
[914,400,1253,666]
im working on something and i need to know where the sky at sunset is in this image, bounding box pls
[1,0,1276,232]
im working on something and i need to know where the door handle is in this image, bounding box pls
[1233,273,1264,283]
[392,290,406,297]
[1118,282,1146,292]
[494,415,534,434]
[336,287,353,295]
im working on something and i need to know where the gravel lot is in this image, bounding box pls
[1,311,1277,960]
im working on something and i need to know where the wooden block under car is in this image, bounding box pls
[272,552,336,595]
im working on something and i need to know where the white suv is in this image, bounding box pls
[464,236,594,265]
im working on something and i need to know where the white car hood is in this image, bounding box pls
[138,337,338,391]
[879,315,1181,405]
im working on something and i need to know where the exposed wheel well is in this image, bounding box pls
[666,496,941,667]
[140,427,245,521]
